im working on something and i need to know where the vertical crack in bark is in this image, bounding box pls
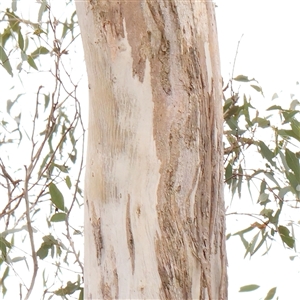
[126,194,135,274]
[113,268,119,298]
[91,205,103,265]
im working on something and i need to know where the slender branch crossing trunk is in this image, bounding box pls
[76,1,227,299]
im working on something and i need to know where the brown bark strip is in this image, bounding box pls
[91,206,103,265]
[126,194,135,274]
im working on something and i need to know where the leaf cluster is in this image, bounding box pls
[0,1,84,299]
[224,75,300,257]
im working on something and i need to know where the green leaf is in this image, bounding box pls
[50,213,67,222]
[43,234,58,246]
[18,29,24,50]
[238,165,243,198]
[239,234,249,250]
[290,99,300,110]
[31,46,50,59]
[258,141,275,166]
[0,236,12,249]
[79,288,84,300]
[250,84,263,95]
[264,287,277,300]
[65,176,72,189]
[272,93,278,100]
[49,183,65,211]
[36,245,49,259]
[267,105,282,111]
[282,110,299,124]
[38,0,48,22]
[279,186,293,199]
[253,117,270,128]
[1,266,9,296]
[54,281,80,296]
[286,149,300,179]
[27,55,38,70]
[258,193,269,205]
[61,20,69,39]
[54,164,69,173]
[239,284,260,292]
[233,226,254,236]
[252,232,268,256]
[234,75,255,82]
[278,225,295,248]
[244,231,260,258]
[264,172,280,187]
[260,208,274,219]
[278,150,290,171]
[291,119,300,141]
[0,45,13,76]
[44,93,50,110]
[11,256,26,263]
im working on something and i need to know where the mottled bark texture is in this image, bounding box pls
[76,1,227,299]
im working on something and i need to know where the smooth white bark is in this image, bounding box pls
[76,1,227,299]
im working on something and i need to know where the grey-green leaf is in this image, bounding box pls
[234,75,254,82]
[50,213,67,222]
[239,284,260,292]
[286,149,300,179]
[278,225,294,248]
[264,287,277,300]
[0,45,13,76]
[27,55,38,70]
[49,183,65,211]
[31,46,50,59]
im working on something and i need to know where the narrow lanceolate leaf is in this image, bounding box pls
[278,225,294,248]
[250,84,263,95]
[49,183,65,211]
[233,75,255,82]
[0,45,13,76]
[258,141,275,166]
[38,0,48,22]
[244,231,260,258]
[264,287,277,300]
[285,149,300,180]
[267,105,282,111]
[18,30,24,50]
[291,119,300,141]
[27,55,38,70]
[239,284,260,292]
[252,232,268,256]
[65,176,72,189]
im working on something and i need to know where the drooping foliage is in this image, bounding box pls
[0,1,84,299]
[224,75,300,255]
[223,75,300,299]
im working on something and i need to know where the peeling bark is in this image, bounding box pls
[76,1,227,299]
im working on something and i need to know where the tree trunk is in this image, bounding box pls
[76,1,227,299]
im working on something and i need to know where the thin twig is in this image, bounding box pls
[23,166,38,300]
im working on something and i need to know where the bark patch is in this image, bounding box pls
[126,194,135,274]
[91,205,103,265]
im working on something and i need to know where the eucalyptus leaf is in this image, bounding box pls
[49,183,65,211]
[239,284,260,292]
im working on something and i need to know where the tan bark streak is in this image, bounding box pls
[92,214,103,265]
[126,194,135,274]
